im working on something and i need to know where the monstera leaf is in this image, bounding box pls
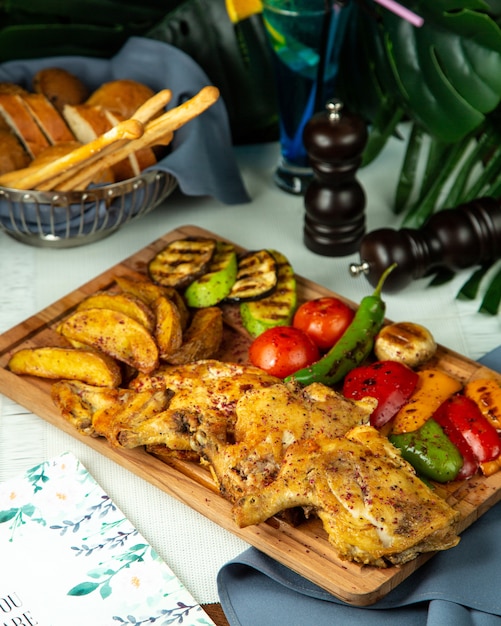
[382,0,501,142]
[338,0,501,153]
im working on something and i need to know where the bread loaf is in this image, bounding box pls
[86,79,156,119]
[0,93,50,158]
[63,104,137,181]
[22,93,75,144]
[33,67,89,114]
[0,130,31,176]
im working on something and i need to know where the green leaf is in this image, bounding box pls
[464,141,501,200]
[427,267,456,286]
[394,124,426,213]
[441,132,492,207]
[479,265,501,314]
[100,582,113,600]
[457,263,492,299]
[0,508,18,523]
[67,582,100,597]
[402,138,466,227]
[381,5,501,142]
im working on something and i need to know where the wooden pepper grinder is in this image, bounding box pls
[302,99,368,256]
[349,196,501,292]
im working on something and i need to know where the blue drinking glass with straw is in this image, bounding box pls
[261,0,350,194]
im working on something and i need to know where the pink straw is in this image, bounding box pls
[373,0,424,27]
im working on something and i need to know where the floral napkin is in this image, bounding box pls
[0,451,214,626]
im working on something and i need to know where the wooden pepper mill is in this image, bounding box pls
[349,196,501,292]
[302,99,368,256]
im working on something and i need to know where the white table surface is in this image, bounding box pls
[1,137,500,605]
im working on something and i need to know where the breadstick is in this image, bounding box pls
[57,131,174,191]
[0,118,144,190]
[34,139,132,191]
[132,89,172,124]
[57,86,220,192]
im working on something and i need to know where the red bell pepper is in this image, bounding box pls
[433,400,479,479]
[342,360,419,429]
[433,394,501,465]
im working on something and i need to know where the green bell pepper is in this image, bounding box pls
[389,418,463,483]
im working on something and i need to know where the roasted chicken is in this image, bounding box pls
[233,425,460,566]
[193,381,376,501]
[51,359,460,567]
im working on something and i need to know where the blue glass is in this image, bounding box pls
[262,1,349,194]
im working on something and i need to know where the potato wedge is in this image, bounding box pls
[77,291,155,332]
[115,275,170,304]
[58,308,159,374]
[114,275,190,330]
[8,346,122,387]
[166,306,223,365]
[152,296,183,360]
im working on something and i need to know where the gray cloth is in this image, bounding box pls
[0,37,249,236]
[218,346,501,626]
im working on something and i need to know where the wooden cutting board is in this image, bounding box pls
[1,224,501,607]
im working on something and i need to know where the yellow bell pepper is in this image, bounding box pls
[390,369,462,435]
[464,378,501,431]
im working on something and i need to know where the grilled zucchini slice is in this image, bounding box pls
[240,250,297,337]
[184,241,238,308]
[148,237,217,289]
[225,249,278,302]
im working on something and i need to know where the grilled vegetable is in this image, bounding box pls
[7,346,122,387]
[390,369,463,435]
[292,296,355,352]
[342,360,419,429]
[148,237,217,289]
[374,321,437,368]
[464,378,501,430]
[225,249,278,302]
[433,398,479,480]
[248,325,319,378]
[184,241,238,308]
[286,264,394,387]
[390,419,463,483]
[433,395,501,464]
[240,250,296,337]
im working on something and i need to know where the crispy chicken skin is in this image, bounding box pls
[233,425,460,566]
[193,381,376,501]
[124,359,280,448]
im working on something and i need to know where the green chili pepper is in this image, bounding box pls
[389,419,463,483]
[285,264,396,387]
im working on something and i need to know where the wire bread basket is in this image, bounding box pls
[0,169,177,248]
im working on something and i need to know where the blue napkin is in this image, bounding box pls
[218,347,501,626]
[0,36,250,210]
